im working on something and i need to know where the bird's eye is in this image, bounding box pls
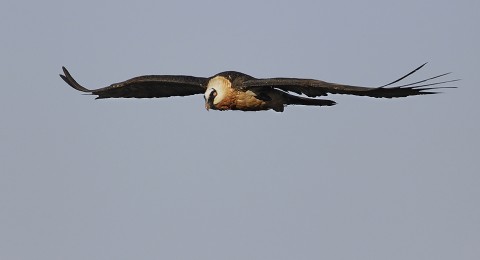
[209,89,217,99]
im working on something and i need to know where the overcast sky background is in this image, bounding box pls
[1,0,479,259]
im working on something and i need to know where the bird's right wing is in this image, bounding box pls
[60,67,208,99]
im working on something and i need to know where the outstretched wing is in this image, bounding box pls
[60,67,208,99]
[242,63,458,98]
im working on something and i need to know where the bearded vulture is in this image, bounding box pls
[60,63,457,112]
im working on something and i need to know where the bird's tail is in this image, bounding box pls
[284,93,336,107]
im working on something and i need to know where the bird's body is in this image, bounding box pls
[59,64,457,112]
[205,74,293,112]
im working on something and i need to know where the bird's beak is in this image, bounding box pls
[205,102,210,111]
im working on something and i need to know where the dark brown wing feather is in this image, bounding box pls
[60,67,208,99]
[242,63,458,98]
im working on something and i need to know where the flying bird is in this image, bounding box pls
[59,63,457,112]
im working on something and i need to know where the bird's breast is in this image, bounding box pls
[232,90,269,111]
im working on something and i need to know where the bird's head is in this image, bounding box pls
[204,76,231,110]
[204,88,217,111]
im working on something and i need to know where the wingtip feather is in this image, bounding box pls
[379,62,429,88]
[59,66,91,92]
[374,63,459,98]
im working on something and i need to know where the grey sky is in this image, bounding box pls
[1,0,479,259]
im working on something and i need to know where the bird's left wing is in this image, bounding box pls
[60,67,208,99]
[241,63,458,98]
